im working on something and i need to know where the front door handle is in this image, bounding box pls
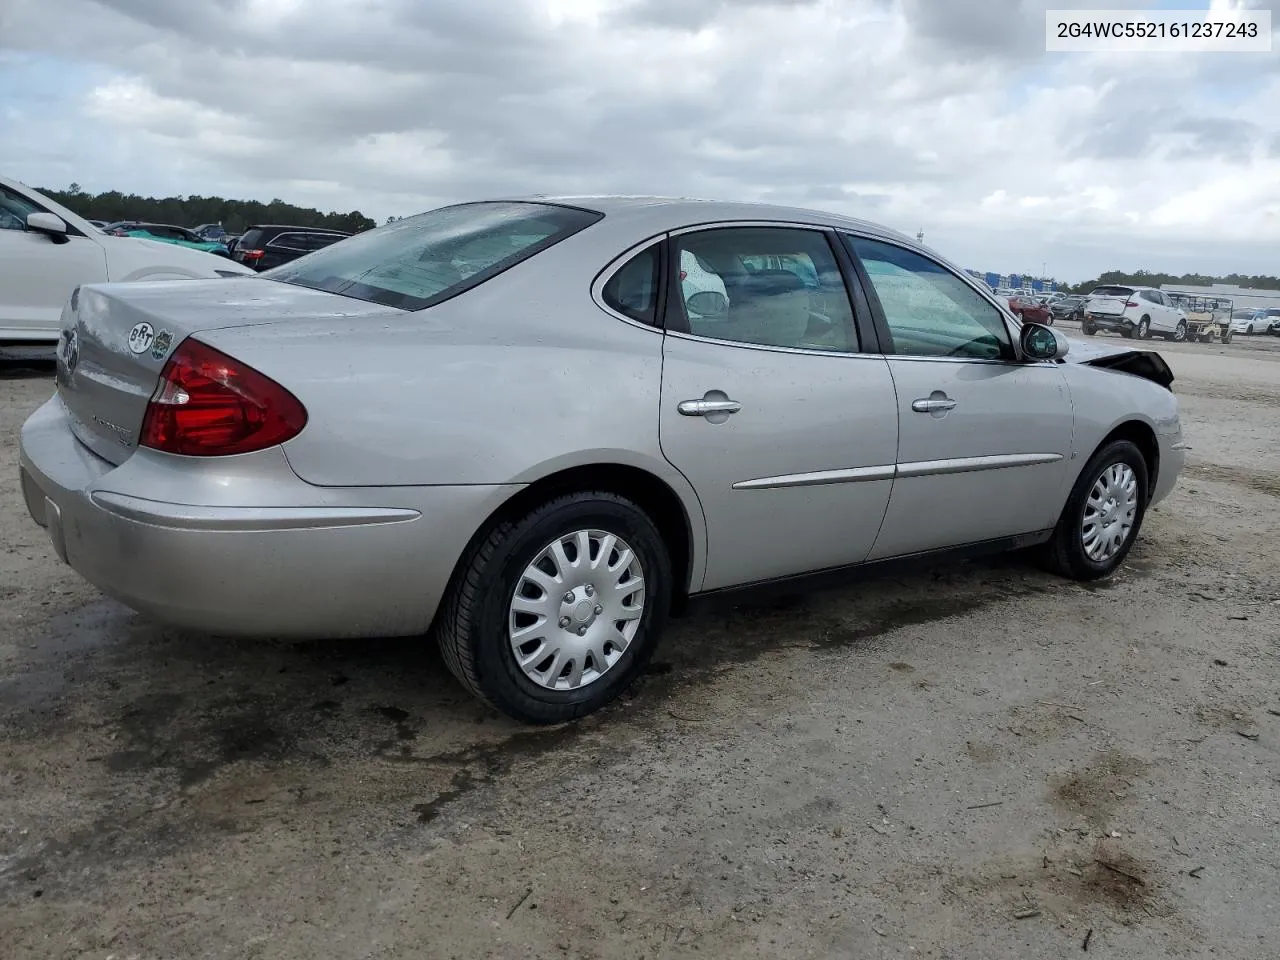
[906,399,957,414]
[678,398,742,417]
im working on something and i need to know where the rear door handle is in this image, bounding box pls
[678,398,742,417]
[911,397,957,413]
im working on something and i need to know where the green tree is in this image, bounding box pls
[39,185,377,233]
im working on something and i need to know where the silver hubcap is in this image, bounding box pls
[1081,463,1139,562]
[508,529,646,691]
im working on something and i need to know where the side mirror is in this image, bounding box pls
[1020,322,1068,361]
[27,212,70,244]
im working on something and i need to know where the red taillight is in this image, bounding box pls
[239,248,265,261]
[1125,300,1139,308]
[139,339,307,456]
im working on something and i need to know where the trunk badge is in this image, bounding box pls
[128,321,156,355]
[64,330,80,375]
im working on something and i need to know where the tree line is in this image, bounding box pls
[42,183,376,234]
[1061,269,1280,295]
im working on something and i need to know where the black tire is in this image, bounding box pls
[1172,320,1187,342]
[435,491,673,724]
[1137,316,1151,340]
[1082,321,1096,336]
[1245,324,1254,336]
[1121,326,1134,339]
[1221,328,1233,344]
[1042,440,1149,581]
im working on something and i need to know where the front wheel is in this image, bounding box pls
[1172,320,1187,342]
[1082,321,1096,336]
[1042,440,1149,581]
[436,491,672,724]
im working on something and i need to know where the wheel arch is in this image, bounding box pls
[448,461,705,617]
[1092,420,1160,503]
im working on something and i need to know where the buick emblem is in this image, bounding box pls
[64,330,80,375]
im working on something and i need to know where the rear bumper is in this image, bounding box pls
[1083,313,1133,333]
[19,396,520,639]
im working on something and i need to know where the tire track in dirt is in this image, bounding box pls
[1183,462,1280,498]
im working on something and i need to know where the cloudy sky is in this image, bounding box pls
[1,0,1277,281]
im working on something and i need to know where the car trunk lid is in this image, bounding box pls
[56,277,399,464]
[1086,287,1133,317]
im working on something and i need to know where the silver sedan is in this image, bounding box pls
[19,197,1187,723]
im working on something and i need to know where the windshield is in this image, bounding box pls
[266,201,603,310]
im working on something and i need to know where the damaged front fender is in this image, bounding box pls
[1060,338,1175,390]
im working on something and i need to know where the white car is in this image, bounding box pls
[1230,309,1280,336]
[0,175,253,354]
[1081,285,1187,341]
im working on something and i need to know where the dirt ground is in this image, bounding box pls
[2,332,1278,960]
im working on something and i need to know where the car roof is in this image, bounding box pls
[514,195,917,242]
[245,224,351,234]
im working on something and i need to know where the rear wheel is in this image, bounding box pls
[1222,328,1233,344]
[1137,316,1151,339]
[1082,321,1096,336]
[436,492,672,724]
[1246,324,1254,335]
[1042,440,1148,581]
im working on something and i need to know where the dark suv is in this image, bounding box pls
[230,225,350,271]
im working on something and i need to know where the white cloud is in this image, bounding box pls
[0,0,1277,280]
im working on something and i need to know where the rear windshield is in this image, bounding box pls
[265,201,603,310]
[1090,286,1133,297]
[238,228,265,249]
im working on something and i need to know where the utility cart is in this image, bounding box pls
[1167,294,1234,344]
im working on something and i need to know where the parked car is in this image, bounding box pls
[1230,308,1280,336]
[19,197,1185,723]
[0,174,253,353]
[191,223,229,244]
[86,220,108,231]
[103,222,230,257]
[1050,295,1087,323]
[231,224,350,271]
[1009,294,1053,325]
[1081,285,1188,340]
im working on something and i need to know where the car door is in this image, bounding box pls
[0,183,107,340]
[652,224,900,591]
[1156,291,1182,333]
[1138,290,1168,333]
[841,234,1076,560]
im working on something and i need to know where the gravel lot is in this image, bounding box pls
[3,333,1278,960]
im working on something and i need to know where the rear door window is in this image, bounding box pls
[669,227,857,352]
[268,231,346,253]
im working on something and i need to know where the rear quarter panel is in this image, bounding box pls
[195,238,707,580]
